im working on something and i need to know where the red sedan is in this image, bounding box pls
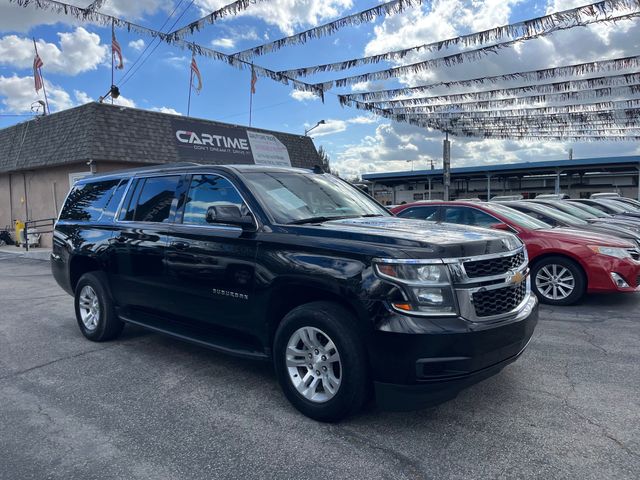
[391,201,640,305]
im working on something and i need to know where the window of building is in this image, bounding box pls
[59,179,121,222]
[182,174,245,225]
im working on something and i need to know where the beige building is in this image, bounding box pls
[0,102,321,247]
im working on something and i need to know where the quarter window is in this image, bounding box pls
[182,174,245,225]
[59,180,120,221]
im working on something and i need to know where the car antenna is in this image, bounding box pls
[312,164,325,174]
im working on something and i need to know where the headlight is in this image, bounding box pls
[588,245,632,259]
[374,261,457,315]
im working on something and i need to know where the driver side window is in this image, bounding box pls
[182,174,245,225]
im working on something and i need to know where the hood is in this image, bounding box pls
[311,217,522,258]
[539,227,636,248]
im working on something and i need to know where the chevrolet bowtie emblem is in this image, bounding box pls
[510,271,524,284]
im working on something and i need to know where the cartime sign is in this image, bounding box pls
[171,119,291,167]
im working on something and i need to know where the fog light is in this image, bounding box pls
[610,272,629,288]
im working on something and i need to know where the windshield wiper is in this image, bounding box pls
[360,214,385,217]
[288,215,356,225]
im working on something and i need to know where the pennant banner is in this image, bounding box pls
[7,0,324,98]
[169,1,270,40]
[365,73,640,108]
[318,10,640,91]
[281,0,640,78]
[340,55,640,103]
[232,0,426,60]
[382,84,640,113]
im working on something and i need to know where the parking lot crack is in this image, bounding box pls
[580,327,608,355]
[328,425,427,478]
[0,345,119,381]
[562,361,639,460]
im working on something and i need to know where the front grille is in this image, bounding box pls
[472,281,526,317]
[464,251,525,278]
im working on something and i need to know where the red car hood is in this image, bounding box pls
[537,227,635,248]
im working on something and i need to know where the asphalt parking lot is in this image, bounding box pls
[0,254,638,480]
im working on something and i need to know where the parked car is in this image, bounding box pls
[590,192,621,199]
[529,199,640,233]
[52,164,538,421]
[497,201,640,247]
[392,201,640,306]
[570,199,640,219]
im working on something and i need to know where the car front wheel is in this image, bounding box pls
[273,301,369,422]
[531,256,586,306]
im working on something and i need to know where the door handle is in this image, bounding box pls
[170,241,190,250]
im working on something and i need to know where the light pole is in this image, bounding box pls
[305,120,326,136]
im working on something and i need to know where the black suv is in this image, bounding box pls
[52,164,538,421]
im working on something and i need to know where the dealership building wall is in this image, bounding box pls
[0,102,321,247]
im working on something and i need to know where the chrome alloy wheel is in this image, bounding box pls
[285,327,342,403]
[535,264,576,301]
[78,285,100,331]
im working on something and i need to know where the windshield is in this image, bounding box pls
[601,198,640,212]
[568,201,609,217]
[485,203,551,229]
[519,203,588,226]
[537,201,593,221]
[593,199,627,213]
[243,171,389,224]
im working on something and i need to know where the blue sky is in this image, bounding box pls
[0,0,638,177]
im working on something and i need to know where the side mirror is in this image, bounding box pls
[490,223,511,231]
[206,205,256,230]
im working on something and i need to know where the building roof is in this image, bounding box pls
[0,102,320,174]
[362,155,640,183]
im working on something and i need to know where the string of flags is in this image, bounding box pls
[8,0,640,140]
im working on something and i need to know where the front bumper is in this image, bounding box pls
[368,295,538,411]
[585,256,640,293]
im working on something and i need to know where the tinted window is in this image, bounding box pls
[132,176,180,223]
[397,206,439,220]
[120,179,144,221]
[444,207,497,227]
[101,180,128,220]
[59,180,120,221]
[182,175,245,225]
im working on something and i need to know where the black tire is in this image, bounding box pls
[74,272,124,342]
[273,301,369,422]
[531,256,586,306]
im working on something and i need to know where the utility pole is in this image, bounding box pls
[443,132,451,201]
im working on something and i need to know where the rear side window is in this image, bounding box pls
[182,174,245,225]
[130,176,180,223]
[397,206,439,220]
[59,180,120,221]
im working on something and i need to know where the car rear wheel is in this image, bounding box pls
[531,256,586,306]
[74,272,124,342]
[273,301,369,422]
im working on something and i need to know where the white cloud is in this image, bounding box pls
[151,106,182,115]
[0,74,73,113]
[0,27,108,75]
[348,115,378,124]
[330,122,640,179]
[307,119,348,137]
[0,1,171,32]
[290,90,319,102]
[74,90,94,105]
[211,38,236,49]
[112,95,136,108]
[194,0,353,35]
[128,39,145,52]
